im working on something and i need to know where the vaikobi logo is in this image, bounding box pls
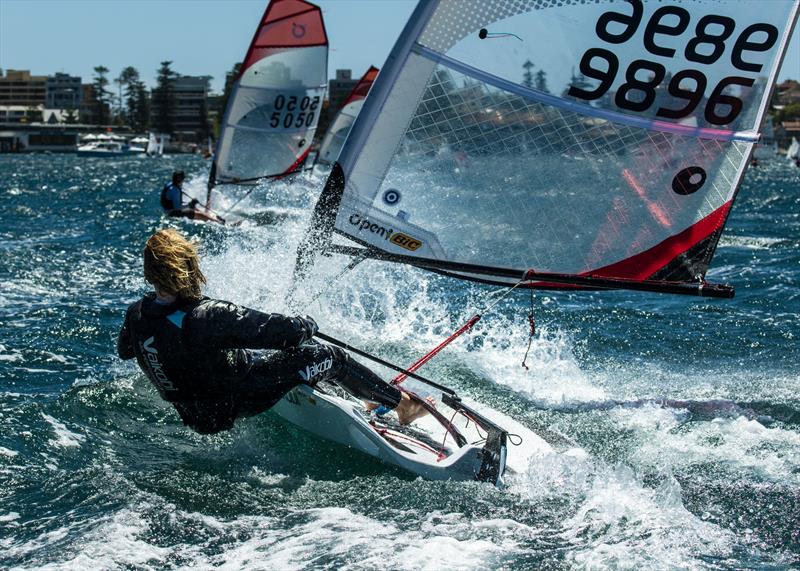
[298,357,333,382]
[348,212,423,251]
[140,336,177,392]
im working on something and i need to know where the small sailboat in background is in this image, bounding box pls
[752,116,779,162]
[317,66,379,166]
[787,137,800,161]
[206,0,329,212]
[145,133,168,157]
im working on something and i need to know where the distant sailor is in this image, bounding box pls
[117,229,427,435]
[160,170,221,223]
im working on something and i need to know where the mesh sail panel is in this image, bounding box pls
[213,0,328,184]
[327,0,798,286]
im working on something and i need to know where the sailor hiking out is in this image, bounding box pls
[160,171,223,224]
[117,229,428,434]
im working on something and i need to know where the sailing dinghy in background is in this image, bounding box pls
[317,66,379,166]
[206,0,329,210]
[146,133,168,157]
[788,137,800,160]
[282,0,799,483]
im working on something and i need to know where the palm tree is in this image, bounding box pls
[153,61,176,134]
[522,60,534,89]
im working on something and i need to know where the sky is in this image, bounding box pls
[0,0,798,95]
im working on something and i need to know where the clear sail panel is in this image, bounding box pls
[319,100,364,164]
[337,62,749,279]
[421,0,797,132]
[331,0,797,284]
[216,46,327,182]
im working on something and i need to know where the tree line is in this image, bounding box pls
[81,61,217,139]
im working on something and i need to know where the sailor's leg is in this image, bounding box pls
[332,348,402,408]
[243,342,429,425]
[329,346,429,425]
[234,346,331,417]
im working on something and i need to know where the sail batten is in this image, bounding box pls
[300,0,798,295]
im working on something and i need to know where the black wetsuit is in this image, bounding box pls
[117,294,401,434]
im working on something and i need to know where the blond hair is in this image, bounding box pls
[143,229,206,300]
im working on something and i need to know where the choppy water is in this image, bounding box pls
[0,153,798,570]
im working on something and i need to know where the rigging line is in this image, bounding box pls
[478,276,529,314]
[217,156,309,218]
[392,276,528,384]
[313,331,457,395]
[300,255,364,312]
[437,407,461,460]
[217,185,259,218]
[484,32,523,41]
[521,288,536,371]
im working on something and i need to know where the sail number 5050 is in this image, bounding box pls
[567,0,778,125]
[270,95,320,128]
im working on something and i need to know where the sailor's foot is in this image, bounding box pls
[395,392,432,425]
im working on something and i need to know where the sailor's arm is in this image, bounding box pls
[117,309,136,360]
[187,300,315,349]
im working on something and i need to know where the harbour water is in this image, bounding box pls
[1,154,798,569]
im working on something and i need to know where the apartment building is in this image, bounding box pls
[151,74,211,141]
[0,69,47,106]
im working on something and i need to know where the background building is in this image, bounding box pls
[151,74,211,142]
[46,73,82,109]
[0,69,47,106]
[79,84,103,125]
[327,69,358,113]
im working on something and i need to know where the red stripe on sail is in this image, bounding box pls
[277,147,311,179]
[589,201,731,280]
[621,168,672,230]
[342,66,379,107]
[241,0,328,73]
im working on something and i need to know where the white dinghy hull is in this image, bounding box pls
[271,385,507,484]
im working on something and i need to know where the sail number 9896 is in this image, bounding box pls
[270,95,320,128]
[567,0,778,125]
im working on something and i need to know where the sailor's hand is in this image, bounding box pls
[188,198,199,208]
[300,315,318,340]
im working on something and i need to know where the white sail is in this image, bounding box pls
[209,0,328,194]
[788,137,800,159]
[317,66,379,165]
[303,0,799,296]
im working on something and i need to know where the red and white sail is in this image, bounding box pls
[209,0,328,194]
[318,66,379,165]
